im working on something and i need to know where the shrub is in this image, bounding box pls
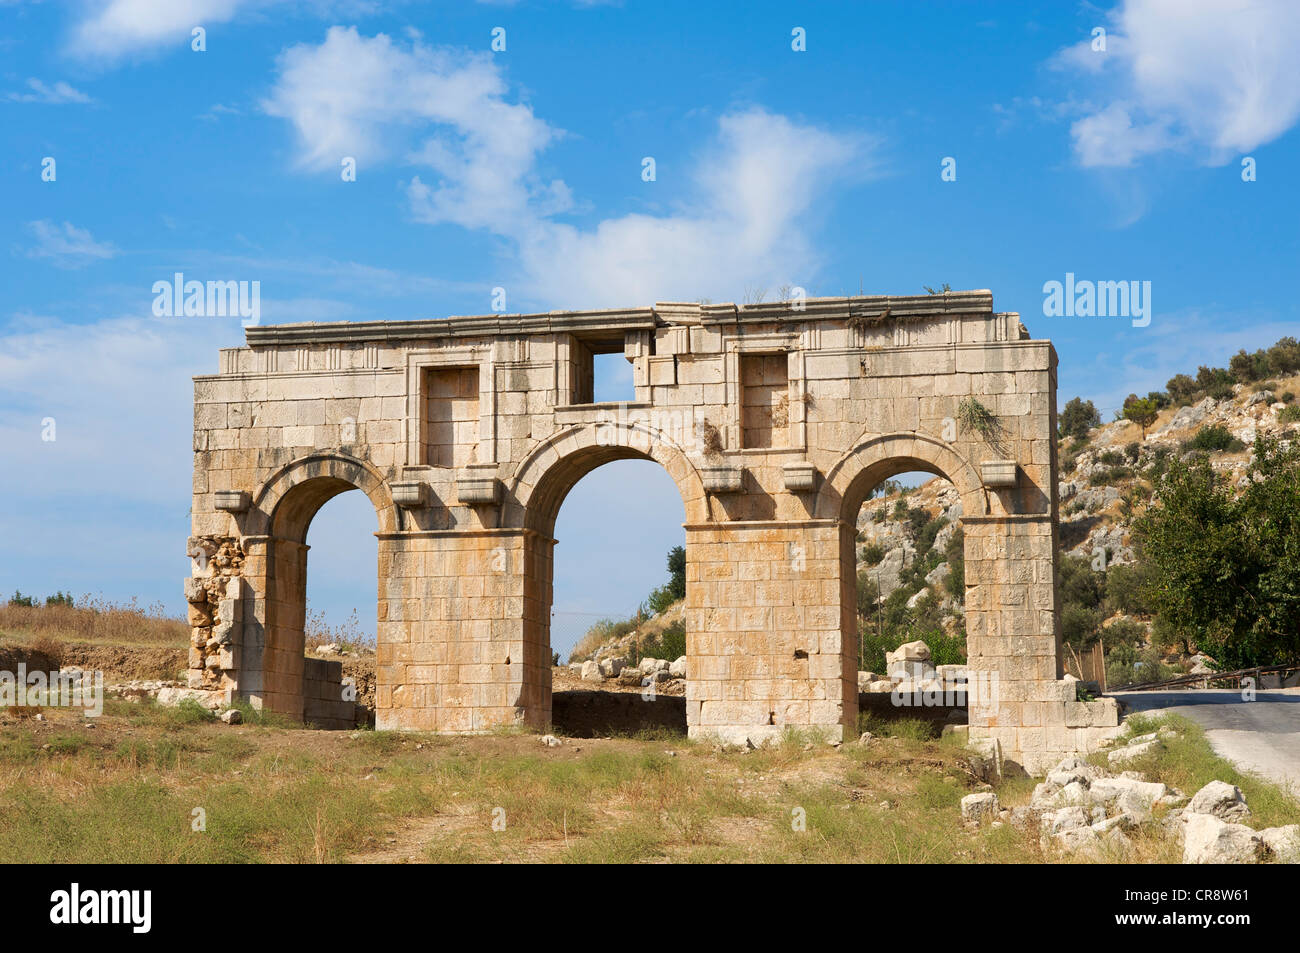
[1182,424,1244,453]
[1100,617,1147,652]
[1105,563,1151,616]
[638,620,685,662]
[1166,373,1198,405]
[1280,405,1300,425]
[1106,645,1177,689]
[1062,603,1102,649]
[859,624,965,675]
[942,526,964,603]
[1059,397,1100,440]
[644,545,686,615]
[1121,395,1159,436]
[569,609,650,662]
[915,517,947,555]
[859,543,886,567]
[8,591,36,608]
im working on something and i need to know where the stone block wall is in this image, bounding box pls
[685,521,849,744]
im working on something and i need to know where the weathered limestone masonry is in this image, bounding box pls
[188,291,1121,771]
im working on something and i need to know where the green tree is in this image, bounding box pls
[666,545,685,600]
[1058,397,1100,440]
[646,545,687,614]
[1134,436,1300,668]
[1121,394,1159,437]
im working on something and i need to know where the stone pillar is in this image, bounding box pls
[685,520,851,745]
[374,528,547,732]
[963,514,1119,773]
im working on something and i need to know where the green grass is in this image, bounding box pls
[1118,714,1300,828]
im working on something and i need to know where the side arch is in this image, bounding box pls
[816,432,989,523]
[246,450,398,541]
[504,420,709,535]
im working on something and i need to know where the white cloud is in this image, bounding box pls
[264,26,563,231]
[69,0,257,58]
[5,78,93,104]
[25,220,118,267]
[1056,0,1300,166]
[0,312,240,608]
[264,29,870,309]
[515,108,867,307]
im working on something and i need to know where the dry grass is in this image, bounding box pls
[0,596,188,649]
[4,699,1291,864]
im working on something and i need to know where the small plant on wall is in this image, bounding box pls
[957,397,1007,455]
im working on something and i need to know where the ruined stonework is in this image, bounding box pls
[188,290,1121,771]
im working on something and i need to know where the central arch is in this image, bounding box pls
[502,420,708,729]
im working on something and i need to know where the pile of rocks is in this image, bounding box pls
[959,722,1299,863]
[569,654,687,687]
[858,640,968,695]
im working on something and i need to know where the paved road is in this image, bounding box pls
[1110,688,1300,793]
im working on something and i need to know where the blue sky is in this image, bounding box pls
[2,1,1298,656]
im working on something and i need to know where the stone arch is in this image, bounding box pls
[248,450,398,541]
[241,451,395,724]
[818,432,990,739]
[504,420,709,536]
[817,432,989,524]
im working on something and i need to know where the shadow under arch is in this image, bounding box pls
[241,451,396,723]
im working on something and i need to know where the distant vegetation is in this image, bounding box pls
[571,545,687,663]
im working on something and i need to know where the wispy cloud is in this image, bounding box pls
[24,221,118,268]
[1053,0,1300,167]
[264,28,874,309]
[264,26,565,232]
[68,0,262,59]
[5,78,93,104]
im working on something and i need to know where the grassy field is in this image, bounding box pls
[1,696,1295,864]
[2,601,1296,863]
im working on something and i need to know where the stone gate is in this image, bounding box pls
[187,290,1121,771]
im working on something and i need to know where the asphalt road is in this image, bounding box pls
[1109,688,1300,793]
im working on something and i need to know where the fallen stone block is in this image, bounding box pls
[1187,780,1250,822]
[1259,825,1300,863]
[961,792,999,825]
[1182,813,1265,864]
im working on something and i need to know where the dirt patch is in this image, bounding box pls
[61,644,186,681]
[0,643,60,675]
